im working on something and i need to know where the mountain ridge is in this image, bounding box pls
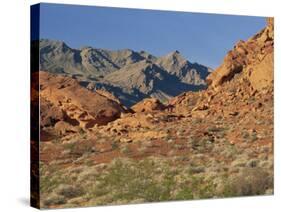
[38,39,212,107]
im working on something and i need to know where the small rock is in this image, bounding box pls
[192,104,209,111]
[167,139,174,143]
[228,111,239,116]
[120,138,133,143]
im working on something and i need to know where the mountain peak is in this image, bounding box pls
[162,50,186,64]
[167,50,182,57]
[156,50,187,73]
[173,50,180,54]
[40,39,69,48]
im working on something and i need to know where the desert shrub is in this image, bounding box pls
[250,132,258,142]
[230,155,249,167]
[175,187,193,200]
[54,184,84,199]
[63,141,94,156]
[242,131,250,139]
[246,159,259,168]
[42,193,66,207]
[175,176,215,200]
[220,142,239,159]
[221,168,273,197]
[190,136,214,153]
[40,165,84,205]
[192,118,202,124]
[111,140,119,150]
[207,126,226,133]
[120,145,131,155]
[53,138,61,144]
[63,143,76,153]
[40,165,68,193]
[188,166,206,174]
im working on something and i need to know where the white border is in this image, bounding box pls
[0,0,280,211]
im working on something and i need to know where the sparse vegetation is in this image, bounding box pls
[40,155,273,208]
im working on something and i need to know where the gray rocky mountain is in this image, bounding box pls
[39,39,212,107]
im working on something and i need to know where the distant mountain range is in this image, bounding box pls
[39,39,212,107]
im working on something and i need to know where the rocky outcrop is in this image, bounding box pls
[40,97,64,127]
[38,71,128,129]
[207,18,274,91]
[131,98,166,113]
[169,17,274,118]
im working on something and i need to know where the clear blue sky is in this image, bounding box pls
[39,3,266,69]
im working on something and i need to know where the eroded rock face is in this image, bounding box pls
[131,98,166,113]
[207,18,274,91]
[40,97,64,127]
[38,71,128,129]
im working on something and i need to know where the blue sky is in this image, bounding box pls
[39,3,266,69]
